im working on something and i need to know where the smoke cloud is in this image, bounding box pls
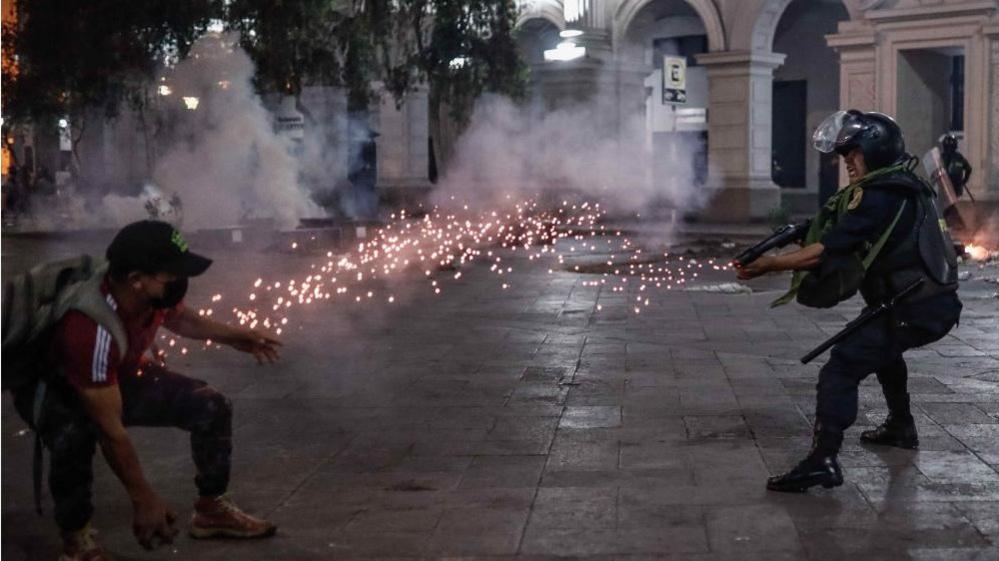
[10,33,331,232]
[147,34,322,229]
[433,94,711,219]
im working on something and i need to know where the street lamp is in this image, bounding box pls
[544,40,586,62]
[545,27,586,62]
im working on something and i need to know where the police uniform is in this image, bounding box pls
[941,135,973,198]
[815,168,962,445]
[765,110,962,493]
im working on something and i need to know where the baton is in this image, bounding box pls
[800,279,925,364]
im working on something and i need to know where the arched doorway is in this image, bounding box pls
[618,0,712,201]
[515,16,564,109]
[769,0,850,212]
[516,17,563,65]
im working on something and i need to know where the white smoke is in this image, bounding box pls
[8,34,330,232]
[145,33,322,229]
[433,95,710,218]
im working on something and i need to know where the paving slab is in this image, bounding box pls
[3,234,998,560]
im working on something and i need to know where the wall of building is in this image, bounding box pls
[896,49,952,160]
[17,0,997,225]
[828,0,998,218]
[773,0,847,195]
[512,0,999,222]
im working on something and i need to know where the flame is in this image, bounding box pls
[964,243,996,262]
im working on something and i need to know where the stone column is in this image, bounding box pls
[695,50,785,222]
[375,86,431,201]
[986,24,999,201]
[827,27,876,190]
[561,0,612,57]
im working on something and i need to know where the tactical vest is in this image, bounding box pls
[859,170,959,305]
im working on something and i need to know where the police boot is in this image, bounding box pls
[860,412,918,449]
[767,425,844,493]
[861,391,918,449]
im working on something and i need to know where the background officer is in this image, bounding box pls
[735,110,962,493]
[940,134,972,199]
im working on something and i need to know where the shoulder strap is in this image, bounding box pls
[862,200,907,269]
[53,263,129,360]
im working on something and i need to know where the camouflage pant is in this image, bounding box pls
[14,363,232,532]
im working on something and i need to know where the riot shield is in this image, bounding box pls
[923,147,967,233]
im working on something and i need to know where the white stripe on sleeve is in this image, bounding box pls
[90,292,120,382]
[92,326,111,382]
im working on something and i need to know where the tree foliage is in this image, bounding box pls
[3,0,527,172]
[225,0,526,120]
[409,0,526,120]
[2,0,221,122]
[224,0,368,101]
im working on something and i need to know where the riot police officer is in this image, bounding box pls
[940,134,972,199]
[736,110,962,492]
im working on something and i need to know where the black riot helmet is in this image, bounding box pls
[812,110,906,171]
[940,133,958,154]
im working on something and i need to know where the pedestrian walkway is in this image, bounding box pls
[3,235,998,560]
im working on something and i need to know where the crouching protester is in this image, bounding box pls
[734,110,962,492]
[2,220,283,560]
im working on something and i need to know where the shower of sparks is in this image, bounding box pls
[159,197,731,358]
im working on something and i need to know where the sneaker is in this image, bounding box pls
[189,495,276,539]
[59,524,111,561]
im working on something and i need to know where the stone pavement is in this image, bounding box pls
[2,232,998,561]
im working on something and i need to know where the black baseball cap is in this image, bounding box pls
[106,220,212,277]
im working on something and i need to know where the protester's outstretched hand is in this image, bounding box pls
[230,329,283,364]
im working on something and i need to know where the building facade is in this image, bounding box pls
[514,0,999,221]
[5,0,995,225]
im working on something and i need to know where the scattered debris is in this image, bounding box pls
[958,270,972,281]
[682,282,753,294]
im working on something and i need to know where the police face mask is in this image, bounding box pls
[151,277,188,309]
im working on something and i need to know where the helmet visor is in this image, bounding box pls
[812,110,849,153]
[813,110,870,155]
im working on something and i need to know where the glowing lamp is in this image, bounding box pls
[544,41,586,62]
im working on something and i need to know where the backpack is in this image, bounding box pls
[1,254,128,514]
[3,255,129,387]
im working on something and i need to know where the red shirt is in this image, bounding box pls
[55,276,184,389]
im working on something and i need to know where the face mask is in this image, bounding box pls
[150,277,188,309]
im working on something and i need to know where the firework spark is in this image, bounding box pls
[161,196,732,358]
